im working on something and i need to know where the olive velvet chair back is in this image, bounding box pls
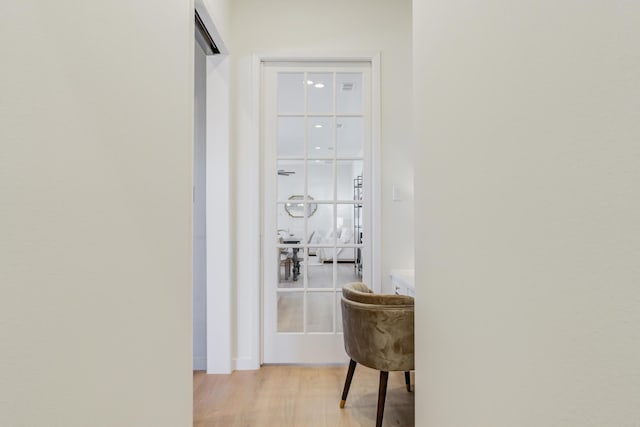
[341,282,414,371]
[340,283,414,427]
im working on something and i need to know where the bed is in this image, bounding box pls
[312,227,356,263]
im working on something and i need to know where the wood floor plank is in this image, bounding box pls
[194,365,414,426]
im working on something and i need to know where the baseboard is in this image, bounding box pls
[234,356,259,371]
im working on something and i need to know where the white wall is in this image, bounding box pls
[230,0,413,369]
[414,1,640,425]
[199,0,230,52]
[0,2,193,426]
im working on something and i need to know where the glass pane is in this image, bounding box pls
[306,292,333,332]
[278,292,303,332]
[307,72,333,114]
[278,206,303,238]
[276,247,302,289]
[316,247,342,263]
[307,116,334,159]
[336,117,363,158]
[337,259,361,288]
[282,195,315,222]
[336,291,344,332]
[277,160,304,202]
[278,73,304,113]
[307,160,334,201]
[337,160,363,201]
[336,204,357,244]
[278,117,304,158]
[336,73,363,114]
[306,203,333,244]
[305,247,332,289]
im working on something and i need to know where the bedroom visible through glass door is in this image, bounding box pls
[262,62,372,364]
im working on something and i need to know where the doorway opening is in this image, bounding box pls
[192,23,208,371]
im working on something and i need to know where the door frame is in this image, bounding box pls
[254,53,381,365]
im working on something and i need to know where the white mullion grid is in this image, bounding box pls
[303,70,309,287]
[281,113,333,116]
[363,67,370,286]
[332,72,338,334]
[303,71,309,334]
[334,113,362,117]
[274,71,282,333]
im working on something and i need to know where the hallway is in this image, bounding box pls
[194,365,414,426]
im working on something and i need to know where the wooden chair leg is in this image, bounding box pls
[340,359,356,408]
[376,371,389,427]
[340,359,357,408]
[405,371,411,392]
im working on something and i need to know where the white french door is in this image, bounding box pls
[262,62,373,364]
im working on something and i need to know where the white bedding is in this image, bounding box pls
[312,227,356,262]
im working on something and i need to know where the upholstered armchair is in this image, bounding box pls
[340,282,414,427]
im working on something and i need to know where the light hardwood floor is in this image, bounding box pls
[194,365,414,426]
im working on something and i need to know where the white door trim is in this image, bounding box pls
[254,52,381,365]
[204,53,232,373]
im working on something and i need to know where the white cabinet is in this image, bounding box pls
[390,269,415,297]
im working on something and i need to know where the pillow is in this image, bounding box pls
[339,227,353,244]
[306,230,316,244]
[311,231,323,244]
